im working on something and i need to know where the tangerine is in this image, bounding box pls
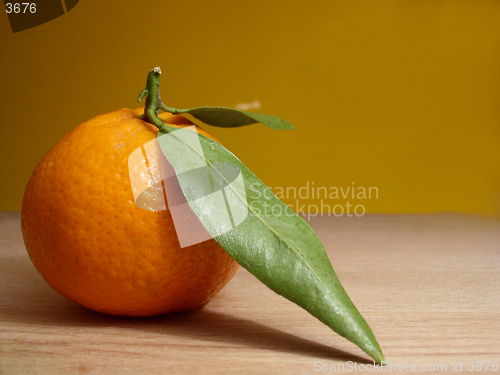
[21,108,239,316]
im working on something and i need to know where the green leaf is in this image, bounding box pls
[162,104,295,130]
[156,124,384,363]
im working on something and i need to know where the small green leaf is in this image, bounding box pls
[162,104,295,130]
[156,124,384,363]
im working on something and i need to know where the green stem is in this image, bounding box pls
[137,67,170,132]
[162,103,179,114]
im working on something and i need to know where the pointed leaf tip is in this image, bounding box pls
[155,124,382,362]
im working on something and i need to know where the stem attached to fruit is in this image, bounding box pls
[137,67,171,132]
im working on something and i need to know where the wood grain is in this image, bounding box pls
[1,212,499,374]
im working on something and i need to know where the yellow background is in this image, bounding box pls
[1,0,499,215]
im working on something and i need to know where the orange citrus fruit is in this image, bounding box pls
[21,108,239,316]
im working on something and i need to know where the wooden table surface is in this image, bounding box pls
[1,212,499,374]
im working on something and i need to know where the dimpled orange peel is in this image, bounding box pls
[21,107,239,316]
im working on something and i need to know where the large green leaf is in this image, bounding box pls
[156,123,384,363]
[162,104,295,130]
